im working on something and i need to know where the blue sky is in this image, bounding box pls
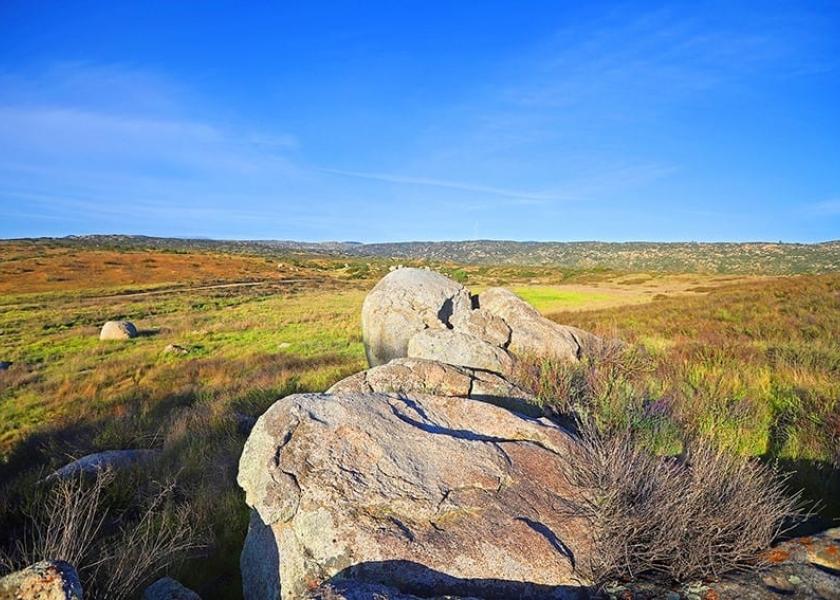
[1,1,838,242]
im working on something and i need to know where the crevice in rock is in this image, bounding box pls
[567,330,584,360]
[388,399,564,458]
[492,443,514,469]
[389,517,416,542]
[515,517,576,569]
[273,418,300,467]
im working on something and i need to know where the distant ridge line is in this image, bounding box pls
[4,234,839,274]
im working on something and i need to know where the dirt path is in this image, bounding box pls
[0,278,325,310]
[88,278,312,300]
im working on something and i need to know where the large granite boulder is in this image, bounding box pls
[406,330,516,377]
[328,358,538,416]
[99,320,138,341]
[237,392,592,599]
[361,268,472,367]
[477,288,599,362]
[0,561,83,599]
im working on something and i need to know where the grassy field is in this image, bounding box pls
[0,241,837,597]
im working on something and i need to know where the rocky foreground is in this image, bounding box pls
[2,268,839,599]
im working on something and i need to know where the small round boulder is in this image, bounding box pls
[99,320,138,341]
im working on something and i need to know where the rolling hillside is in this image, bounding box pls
[7,236,839,274]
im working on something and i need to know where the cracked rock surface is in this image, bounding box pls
[477,288,600,362]
[329,358,539,417]
[237,392,592,600]
[407,330,517,378]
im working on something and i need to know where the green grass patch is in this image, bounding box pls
[512,285,613,312]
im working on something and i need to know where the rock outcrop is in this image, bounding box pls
[99,320,138,341]
[238,391,591,600]
[236,267,840,599]
[0,561,83,600]
[142,577,201,600]
[361,268,472,367]
[477,288,598,362]
[360,269,600,370]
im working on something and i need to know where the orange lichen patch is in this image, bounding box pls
[797,536,814,548]
[703,589,720,600]
[305,577,321,591]
[816,544,840,568]
[763,548,791,564]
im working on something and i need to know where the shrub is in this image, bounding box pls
[561,426,804,584]
[0,469,202,600]
[513,340,655,430]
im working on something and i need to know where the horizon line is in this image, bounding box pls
[1,234,838,246]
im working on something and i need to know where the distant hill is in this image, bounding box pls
[348,240,840,274]
[8,235,840,274]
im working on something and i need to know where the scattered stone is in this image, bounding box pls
[45,449,161,481]
[0,560,83,599]
[478,288,599,361]
[163,344,189,355]
[407,329,516,377]
[237,391,591,599]
[0,361,12,371]
[361,268,472,367]
[277,342,292,350]
[99,320,138,341]
[143,577,201,600]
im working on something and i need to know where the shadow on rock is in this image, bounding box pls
[326,560,591,599]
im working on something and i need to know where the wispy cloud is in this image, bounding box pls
[808,198,840,216]
[319,161,675,206]
[499,6,832,113]
[318,168,565,202]
[0,62,315,237]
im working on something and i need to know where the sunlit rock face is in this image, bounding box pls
[237,391,592,600]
